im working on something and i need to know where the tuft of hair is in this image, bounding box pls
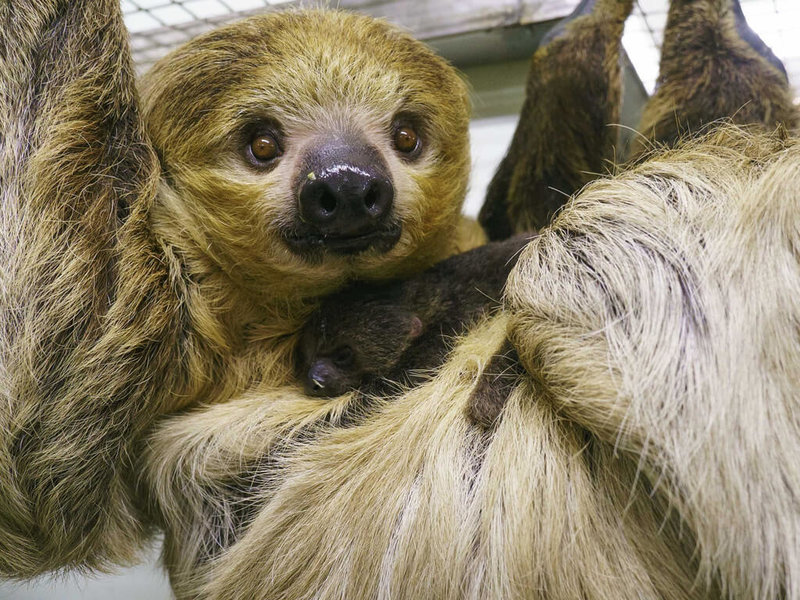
[507,125,800,599]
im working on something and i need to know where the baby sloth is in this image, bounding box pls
[298,235,531,397]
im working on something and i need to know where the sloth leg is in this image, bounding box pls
[479,0,633,239]
[631,0,799,156]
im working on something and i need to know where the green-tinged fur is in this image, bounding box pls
[2,2,800,599]
[480,0,634,238]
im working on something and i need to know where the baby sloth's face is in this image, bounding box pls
[296,335,367,398]
[296,286,423,397]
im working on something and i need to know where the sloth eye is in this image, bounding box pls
[249,133,281,163]
[332,346,354,368]
[393,125,419,154]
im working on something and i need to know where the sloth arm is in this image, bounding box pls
[506,131,800,598]
[0,0,192,576]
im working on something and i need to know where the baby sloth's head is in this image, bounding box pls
[297,283,423,397]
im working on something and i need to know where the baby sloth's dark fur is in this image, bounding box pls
[466,338,524,429]
[298,235,531,398]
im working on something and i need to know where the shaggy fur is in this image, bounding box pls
[0,0,177,574]
[3,1,800,599]
[632,0,799,155]
[0,2,478,578]
[151,316,708,600]
[479,0,633,238]
[507,127,800,599]
[296,234,530,398]
[149,127,800,600]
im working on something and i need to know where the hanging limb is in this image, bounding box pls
[507,126,800,600]
[631,0,799,156]
[479,0,633,239]
[0,0,196,576]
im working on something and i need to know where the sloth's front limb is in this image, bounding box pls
[507,128,800,599]
[0,0,187,576]
[142,388,354,599]
[147,317,706,600]
[632,0,799,156]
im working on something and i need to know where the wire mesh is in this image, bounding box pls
[124,0,799,100]
[124,0,293,70]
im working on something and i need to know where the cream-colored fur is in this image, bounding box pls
[146,127,799,599]
[508,126,800,598]
[3,0,799,598]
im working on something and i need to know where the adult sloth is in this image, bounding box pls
[1,1,799,599]
[0,1,479,579]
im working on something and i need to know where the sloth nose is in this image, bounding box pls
[305,359,341,397]
[298,166,394,237]
[297,138,394,238]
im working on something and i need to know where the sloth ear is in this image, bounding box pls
[408,315,423,340]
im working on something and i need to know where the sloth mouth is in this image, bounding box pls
[283,222,402,257]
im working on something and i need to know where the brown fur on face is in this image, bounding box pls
[140,11,472,311]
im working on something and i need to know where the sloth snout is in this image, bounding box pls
[306,359,342,397]
[299,167,394,237]
[297,137,394,240]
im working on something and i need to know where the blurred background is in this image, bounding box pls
[1,0,797,597]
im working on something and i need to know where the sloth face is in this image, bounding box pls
[140,10,470,301]
[296,282,424,397]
